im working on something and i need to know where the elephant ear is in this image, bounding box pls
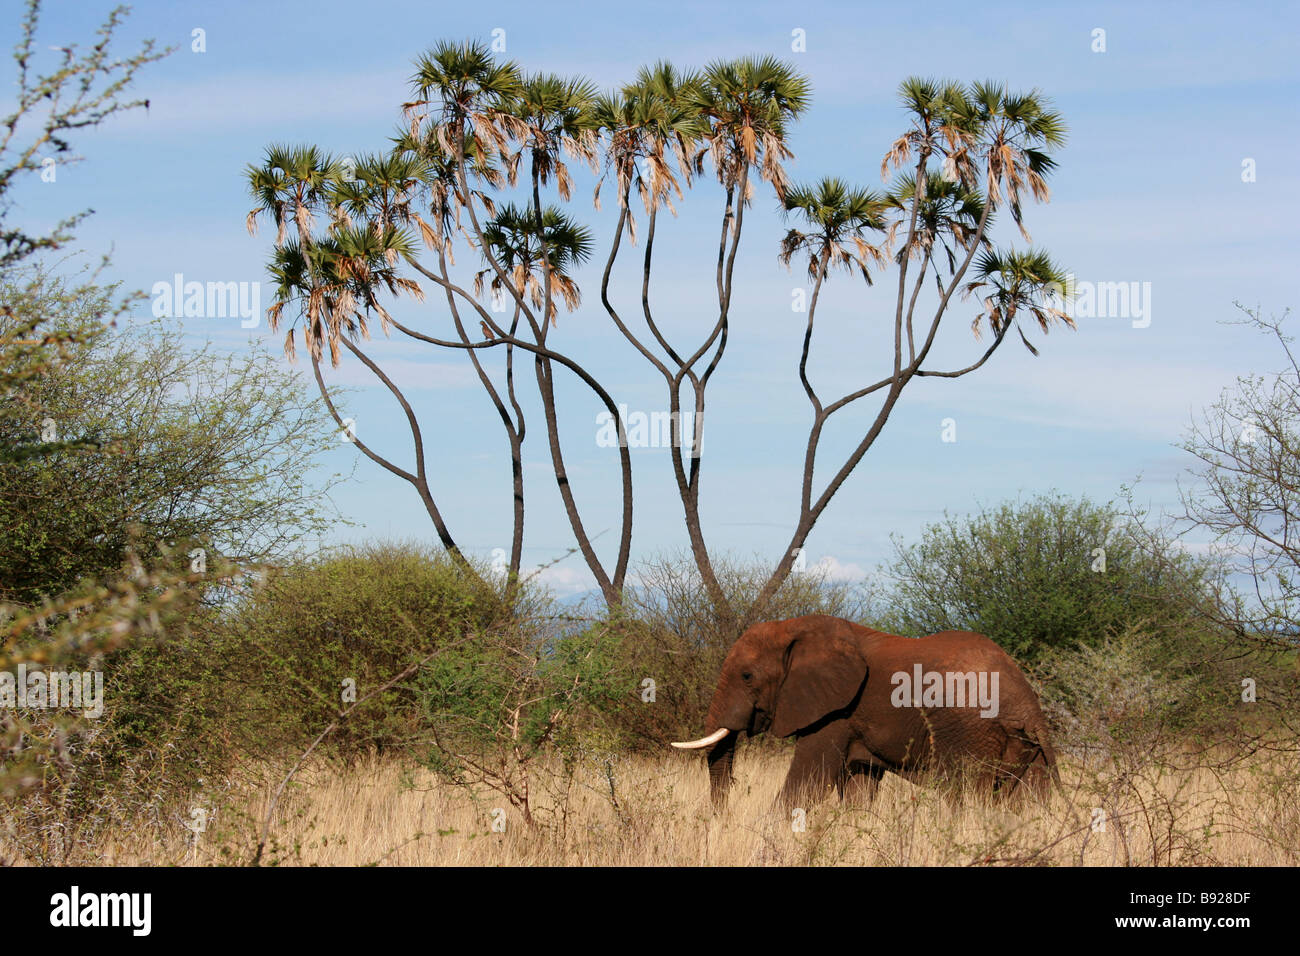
[771,634,868,738]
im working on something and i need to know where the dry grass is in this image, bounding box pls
[17,743,1297,867]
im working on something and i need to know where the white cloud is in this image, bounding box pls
[804,554,867,582]
[524,564,597,598]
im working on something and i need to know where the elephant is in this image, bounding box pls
[672,614,1060,809]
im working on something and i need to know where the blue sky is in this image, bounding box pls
[12,0,1300,595]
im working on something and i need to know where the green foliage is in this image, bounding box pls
[207,542,512,761]
[1035,619,1295,763]
[0,274,345,604]
[0,279,345,850]
[0,270,113,468]
[779,176,889,281]
[0,0,186,826]
[876,493,1212,664]
[419,613,629,782]
[0,541,516,861]
[966,247,1075,354]
[1038,628,1206,757]
[0,553,207,862]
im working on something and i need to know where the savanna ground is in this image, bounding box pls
[4,536,1298,869]
[16,744,1296,867]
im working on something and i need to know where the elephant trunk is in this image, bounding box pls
[668,671,753,808]
[703,675,750,806]
[706,730,737,807]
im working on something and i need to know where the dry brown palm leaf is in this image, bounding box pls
[881,134,911,180]
[306,287,325,325]
[395,277,424,302]
[295,203,314,238]
[1028,169,1050,202]
[303,320,318,361]
[558,275,580,311]
[411,213,443,252]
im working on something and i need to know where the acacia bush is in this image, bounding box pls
[208,541,514,762]
[0,286,341,606]
[1039,622,1293,760]
[876,493,1215,663]
[1038,627,1198,760]
[418,612,632,827]
[0,559,208,865]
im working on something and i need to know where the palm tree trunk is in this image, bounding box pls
[529,160,631,606]
[505,308,526,589]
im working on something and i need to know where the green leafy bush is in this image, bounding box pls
[876,493,1213,664]
[418,612,632,824]
[211,541,513,761]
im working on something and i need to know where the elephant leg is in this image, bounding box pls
[838,763,885,806]
[1022,748,1056,801]
[991,731,1040,803]
[778,721,850,810]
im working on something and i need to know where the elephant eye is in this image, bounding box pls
[741,671,753,682]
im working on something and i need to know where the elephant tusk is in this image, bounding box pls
[670,728,730,750]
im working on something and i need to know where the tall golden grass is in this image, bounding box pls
[12,743,1296,866]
